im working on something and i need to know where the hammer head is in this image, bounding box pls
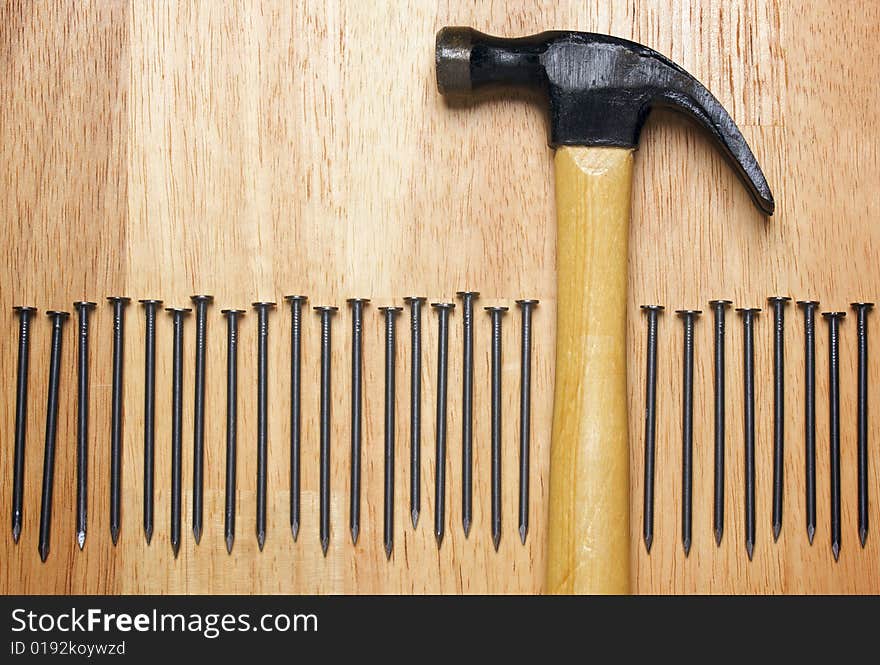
[436,27,774,214]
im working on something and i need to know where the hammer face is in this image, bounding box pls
[435,27,473,95]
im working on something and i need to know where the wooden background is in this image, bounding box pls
[1,0,878,594]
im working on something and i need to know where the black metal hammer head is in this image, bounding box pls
[436,27,774,215]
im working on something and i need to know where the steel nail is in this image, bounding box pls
[222,309,245,553]
[676,309,702,557]
[403,297,427,529]
[11,306,37,544]
[346,298,370,545]
[285,295,308,541]
[107,297,131,546]
[823,311,846,561]
[737,307,761,561]
[139,299,163,545]
[432,302,455,547]
[190,295,213,545]
[38,311,69,562]
[73,301,97,550]
[640,304,664,553]
[166,307,191,558]
[314,306,338,555]
[797,300,820,544]
[516,299,539,545]
[379,306,402,558]
[851,302,873,547]
[485,306,508,551]
[252,301,276,551]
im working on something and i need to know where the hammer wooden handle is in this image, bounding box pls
[546,146,633,594]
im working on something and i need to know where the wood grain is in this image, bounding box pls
[1,0,878,594]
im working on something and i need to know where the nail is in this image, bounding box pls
[797,300,819,544]
[737,307,761,561]
[516,299,539,545]
[380,306,402,558]
[107,297,131,546]
[285,295,308,541]
[253,301,276,551]
[38,311,69,562]
[486,306,508,551]
[139,299,162,545]
[823,311,846,561]
[709,300,732,546]
[457,291,479,537]
[222,309,245,554]
[347,298,370,545]
[676,310,701,557]
[315,306,338,556]
[11,306,37,544]
[190,295,213,545]
[432,302,455,547]
[852,302,873,547]
[641,304,664,553]
[73,301,97,550]
[403,297,427,529]
[166,306,191,558]
[768,296,791,542]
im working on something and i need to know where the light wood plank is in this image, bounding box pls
[1,0,877,593]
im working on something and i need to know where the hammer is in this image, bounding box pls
[435,28,774,594]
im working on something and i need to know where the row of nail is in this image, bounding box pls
[641,299,873,561]
[10,294,539,561]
